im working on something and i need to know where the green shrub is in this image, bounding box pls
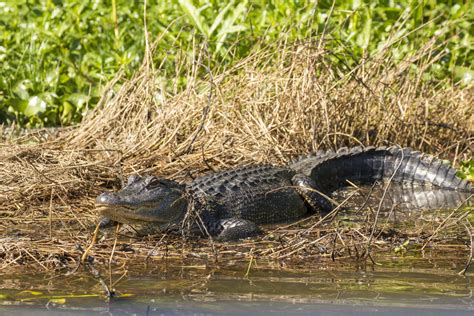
[0,0,472,127]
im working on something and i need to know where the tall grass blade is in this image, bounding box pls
[215,0,248,53]
[178,0,209,37]
[209,0,235,36]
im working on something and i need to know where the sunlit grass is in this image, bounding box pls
[0,0,472,127]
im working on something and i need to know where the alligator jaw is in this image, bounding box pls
[94,175,188,226]
[95,204,171,223]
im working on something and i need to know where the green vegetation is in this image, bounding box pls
[0,0,472,127]
[458,159,474,182]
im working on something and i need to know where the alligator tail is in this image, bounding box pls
[290,146,473,193]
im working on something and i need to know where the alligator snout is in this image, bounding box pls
[95,192,119,206]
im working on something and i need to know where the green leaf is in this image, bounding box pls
[357,7,372,49]
[61,101,75,122]
[215,0,248,52]
[454,66,473,85]
[208,0,235,36]
[24,96,47,117]
[68,93,90,111]
[13,80,32,100]
[178,0,209,37]
[10,98,29,113]
[457,159,474,182]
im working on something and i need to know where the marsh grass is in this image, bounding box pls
[0,31,472,274]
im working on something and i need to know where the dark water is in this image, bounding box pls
[1,259,473,315]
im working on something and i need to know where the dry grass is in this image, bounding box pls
[0,37,472,274]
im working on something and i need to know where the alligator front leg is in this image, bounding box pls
[207,218,262,241]
[292,174,334,212]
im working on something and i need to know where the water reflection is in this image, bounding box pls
[0,261,473,315]
[333,184,473,211]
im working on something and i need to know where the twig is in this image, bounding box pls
[421,195,472,251]
[49,188,54,239]
[81,222,101,263]
[244,248,255,277]
[365,147,405,259]
[108,224,120,292]
[84,258,113,300]
[458,221,473,276]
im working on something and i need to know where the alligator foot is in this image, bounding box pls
[292,174,334,212]
[210,218,262,241]
[98,216,115,228]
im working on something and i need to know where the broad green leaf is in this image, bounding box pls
[357,7,372,49]
[352,0,361,10]
[68,93,90,111]
[457,159,474,182]
[454,66,473,85]
[0,45,6,61]
[10,98,29,113]
[13,80,32,100]
[215,0,248,52]
[61,101,75,122]
[178,0,209,37]
[24,96,47,116]
[208,0,235,36]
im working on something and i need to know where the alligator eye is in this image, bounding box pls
[146,176,165,188]
[127,174,141,185]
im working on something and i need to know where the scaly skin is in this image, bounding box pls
[290,146,473,192]
[96,146,473,240]
[97,165,332,240]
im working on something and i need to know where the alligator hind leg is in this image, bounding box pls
[209,218,262,241]
[292,174,334,212]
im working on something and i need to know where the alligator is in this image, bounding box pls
[333,184,473,211]
[96,146,473,240]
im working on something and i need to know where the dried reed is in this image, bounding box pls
[0,36,472,273]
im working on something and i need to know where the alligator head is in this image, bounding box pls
[96,175,188,231]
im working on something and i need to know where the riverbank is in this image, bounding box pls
[0,39,472,274]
